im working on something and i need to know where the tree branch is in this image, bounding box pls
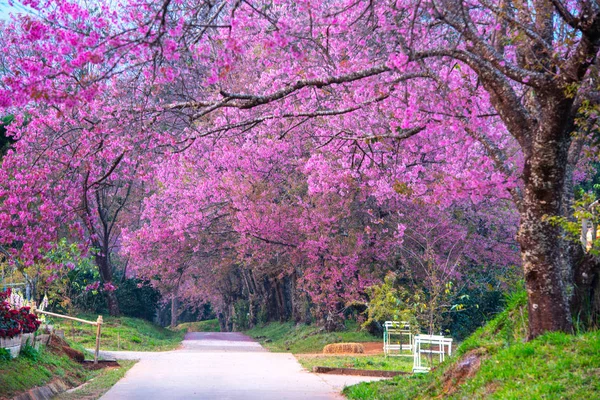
[218,64,392,109]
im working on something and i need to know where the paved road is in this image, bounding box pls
[100,332,383,399]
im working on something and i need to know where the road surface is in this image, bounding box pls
[99,332,384,399]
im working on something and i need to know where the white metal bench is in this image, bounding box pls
[383,321,413,357]
[412,334,453,373]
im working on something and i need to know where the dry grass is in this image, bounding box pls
[323,343,365,354]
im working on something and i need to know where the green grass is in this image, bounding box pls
[48,314,185,351]
[56,360,137,400]
[173,319,220,333]
[344,291,600,399]
[297,354,413,372]
[453,330,600,399]
[0,347,93,399]
[246,320,378,353]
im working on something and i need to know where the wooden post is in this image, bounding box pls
[94,315,103,365]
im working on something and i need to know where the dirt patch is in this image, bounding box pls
[483,380,501,396]
[47,334,119,370]
[62,347,85,363]
[82,360,120,370]
[323,343,364,354]
[46,334,70,354]
[312,366,408,377]
[361,342,383,354]
[438,349,485,397]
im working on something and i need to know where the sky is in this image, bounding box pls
[0,1,32,20]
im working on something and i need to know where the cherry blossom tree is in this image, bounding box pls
[0,0,598,337]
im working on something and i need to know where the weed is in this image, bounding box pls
[19,344,39,361]
[0,348,10,363]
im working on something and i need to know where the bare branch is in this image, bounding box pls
[89,152,126,188]
[219,64,392,108]
[551,0,580,29]
[336,126,426,141]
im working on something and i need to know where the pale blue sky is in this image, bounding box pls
[0,1,33,20]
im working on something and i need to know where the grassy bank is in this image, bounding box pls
[0,346,91,399]
[344,291,600,399]
[1,345,137,400]
[49,314,184,351]
[246,320,378,353]
[297,354,413,372]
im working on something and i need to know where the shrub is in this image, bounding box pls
[233,299,250,330]
[362,273,419,335]
[115,279,160,320]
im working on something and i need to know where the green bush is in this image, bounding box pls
[73,278,161,321]
[362,273,419,335]
[444,286,505,341]
[115,279,160,321]
[233,300,250,330]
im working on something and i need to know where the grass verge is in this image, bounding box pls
[344,291,600,399]
[246,320,378,353]
[48,314,184,351]
[55,360,136,400]
[297,355,413,372]
[173,319,220,333]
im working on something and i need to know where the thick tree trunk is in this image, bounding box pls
[520,227,572,338]
[518,98,574,339]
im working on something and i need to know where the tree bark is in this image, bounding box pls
[170,295,178,328]
[95,252,120,316]
[572,252,600,327]
[518,95,574,339]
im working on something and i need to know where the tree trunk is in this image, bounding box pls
[572,253,600,327]
[105,290,120,317]
[170,295,178,328]
[518,100,574,339]
[95,252,120,316]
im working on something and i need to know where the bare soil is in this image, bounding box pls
[438,349,484,398]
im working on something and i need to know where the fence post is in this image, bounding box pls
[94,315,103,365]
